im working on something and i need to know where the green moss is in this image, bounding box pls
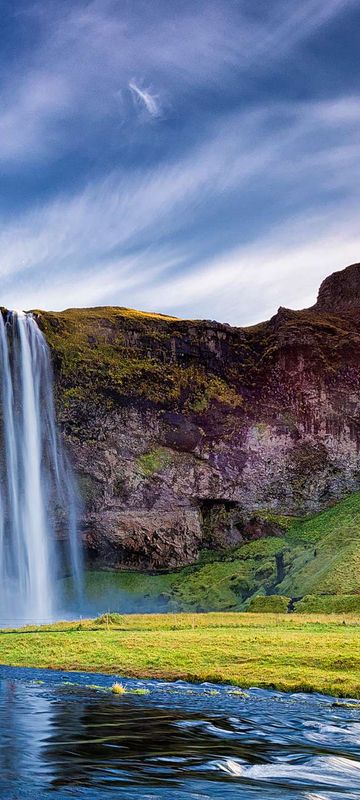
[136,447,172,477]
[185,374,242,412]
[253,422,268,437]
[246,595,290,613]
[62,386,86,405]
[197,548,228,564]
[188,396,209,413]
[288,491,360,544]
[64,490,360,614]
[231,537,288,559]
[169,561,255,612]
[254,561,275,580]
[294,595,360,613]
[255,512,298,532]
[38,308,246,413]
[277,491,360,597]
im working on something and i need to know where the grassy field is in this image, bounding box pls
[1,612,360,698]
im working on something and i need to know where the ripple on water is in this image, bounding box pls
[0,666,360,799]
[209,753,360,786]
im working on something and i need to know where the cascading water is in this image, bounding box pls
[0,311,82,625]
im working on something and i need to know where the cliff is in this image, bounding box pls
[36,261,360,570]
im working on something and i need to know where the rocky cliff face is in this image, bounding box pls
[36,262,360,570]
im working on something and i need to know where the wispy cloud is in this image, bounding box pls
[0,0,359,321]
[0,87,360,321]
[0,0,356,164]
[5,202,360,324]
[129,81,161,117]
[133,209,360,325]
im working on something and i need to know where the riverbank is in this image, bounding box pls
[1,612,359,697]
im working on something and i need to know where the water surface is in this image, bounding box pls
[0,665,359,799]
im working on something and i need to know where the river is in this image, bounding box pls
[0,665,359,798]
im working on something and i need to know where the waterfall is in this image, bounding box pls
[0,311,82,625]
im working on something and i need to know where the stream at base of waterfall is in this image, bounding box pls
[1,665,360,799]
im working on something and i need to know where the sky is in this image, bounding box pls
[1,0,360,325]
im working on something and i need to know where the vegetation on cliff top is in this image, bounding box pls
[36,299,360,416]
[37,306,245,413]
[1,613,359,698]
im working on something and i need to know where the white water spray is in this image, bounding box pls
[0,311,82,625]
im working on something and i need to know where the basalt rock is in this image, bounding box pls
[314,262,360,313]
[35,262,360,569]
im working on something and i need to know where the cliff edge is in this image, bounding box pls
[32,261,360,570]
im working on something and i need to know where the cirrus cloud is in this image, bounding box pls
[0,0,359,323]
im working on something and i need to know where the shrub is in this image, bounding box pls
[95,613,125,626]
[112,682,126,694]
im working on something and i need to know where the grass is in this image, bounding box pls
[278,490,360,596]
[62,491,360,615]
[246,595,290,613]
[38,306,245,412]
[294,595,360,613]
[111,681,150,696]
[60,489,360,617]
[1,612,360,698]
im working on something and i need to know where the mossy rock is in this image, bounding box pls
[136,447,172,477]
[38,307,246,412]
[77,473,103,507]
[246,595,290,613]
[294,595,360,613]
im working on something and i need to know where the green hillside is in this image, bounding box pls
[278,490,360,596]
[68,491,360,615]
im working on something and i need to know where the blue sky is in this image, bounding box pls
[1,0,360,324]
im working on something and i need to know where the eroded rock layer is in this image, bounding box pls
[33,262,360,569]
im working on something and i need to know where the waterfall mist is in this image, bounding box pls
[0,311,82,625]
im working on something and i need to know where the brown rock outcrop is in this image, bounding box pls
[314,262,360,312]
[33,262,360,569]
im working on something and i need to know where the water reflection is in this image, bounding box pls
[0,666,360,799]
